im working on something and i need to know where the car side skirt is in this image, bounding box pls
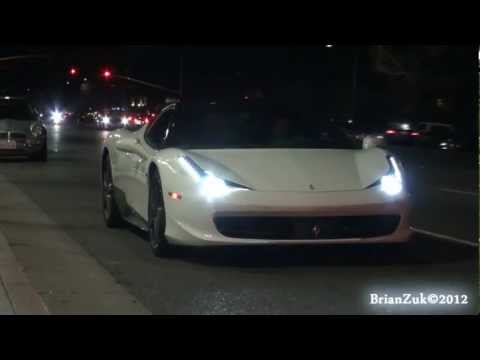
[113,186,149,231]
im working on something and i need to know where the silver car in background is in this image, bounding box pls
[0,97,47,161]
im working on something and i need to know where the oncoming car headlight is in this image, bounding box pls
[178,156,251,200]
[50,110,63,124]
[380,156,403,196]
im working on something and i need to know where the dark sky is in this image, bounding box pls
[0,45,476,128]
[0,45,356,87]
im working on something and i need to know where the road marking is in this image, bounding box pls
[412,227,478,248]
[435,188,478,196]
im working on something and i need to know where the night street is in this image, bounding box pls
[0,125,477,314]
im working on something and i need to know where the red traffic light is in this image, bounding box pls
[69,67,78,76]
[102,69,112,79]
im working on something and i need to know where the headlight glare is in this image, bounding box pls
[199,172,234,200]
[380,156,403,196]
[179,156,250,200]
[50,110,63,124]
[380,174,402,195]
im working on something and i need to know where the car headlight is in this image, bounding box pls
[30,123,43,138]
[199,172,234,199]
[380,156,403,196]
[178,156,251,200]
[102,116,111,125]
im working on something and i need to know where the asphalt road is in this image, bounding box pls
[0,125,478,314]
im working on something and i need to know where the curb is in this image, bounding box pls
[0,229,50,315]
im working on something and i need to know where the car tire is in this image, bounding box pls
[148,168,175,257]
[30,141,47,162]
[102,154,124,228]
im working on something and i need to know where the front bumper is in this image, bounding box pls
[163,186,412,246]
[0,139,44,157]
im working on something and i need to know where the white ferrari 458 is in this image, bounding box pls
[101,101,411,257]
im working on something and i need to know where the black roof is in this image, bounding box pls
[0,97,33,110]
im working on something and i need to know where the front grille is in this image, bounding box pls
[0,132,27,141]
[0,150,27,156]
[214,215,401,240]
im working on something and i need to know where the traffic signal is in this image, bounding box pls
[102,69,112,79]
[69,67,78,76]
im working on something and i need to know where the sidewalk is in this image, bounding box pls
[0,174,150,315]
[0,229,50,315]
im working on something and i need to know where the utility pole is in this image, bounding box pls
[0,54,50,63]
[179,55,183,98]
[352,46,359,122]
[112,74,180,95]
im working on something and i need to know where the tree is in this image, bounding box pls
[368,45,454,120]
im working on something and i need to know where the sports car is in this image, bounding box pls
[101,101,411,257]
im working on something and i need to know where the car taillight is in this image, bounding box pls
[385,129,396,135]
[411,132,420,136]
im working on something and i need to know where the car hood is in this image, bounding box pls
[0,118,34,134]
[184,148,390,192]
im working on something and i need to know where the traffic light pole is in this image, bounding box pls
[113,74,181,96]
[0,54,50,63]
[352,46,359,122]
[179,56,183,98]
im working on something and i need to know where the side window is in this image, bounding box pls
[145,110,176,147]
[416,124,427,132]
[430,126,452,138]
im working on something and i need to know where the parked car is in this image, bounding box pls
[0,97,47,161]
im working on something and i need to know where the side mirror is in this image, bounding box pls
[117,138,140,153]
[363,135,385,150]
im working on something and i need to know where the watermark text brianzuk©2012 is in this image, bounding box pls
[369,293,469,306]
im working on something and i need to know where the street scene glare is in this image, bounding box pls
[0,45,478,315]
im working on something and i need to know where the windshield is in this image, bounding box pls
[164,104,359,149]
[0,103,35,121]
